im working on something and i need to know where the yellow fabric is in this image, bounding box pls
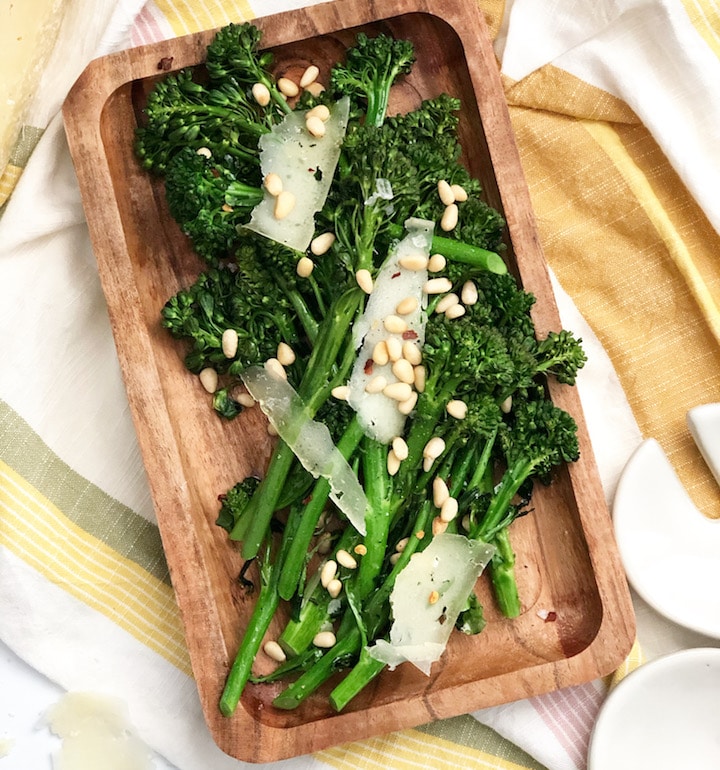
[0,460,191,674]
[505,66,720,519]
[0,163,22,207]
[319,727,535,770]
[681,0,720,59]
[155,0,254,36]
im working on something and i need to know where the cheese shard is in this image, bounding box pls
[241,363,368,534]
[347,218,433,443]
[45,691,153,770]
[366,533,495,675]
[245,96,350,252]
[0,0,67,177]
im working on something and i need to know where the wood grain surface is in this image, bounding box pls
[62,0,636,761]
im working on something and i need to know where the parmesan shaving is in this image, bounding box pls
[366,533,495,674]
[347,218,434,443]
[245,97,350,252]
[241,364,367,534]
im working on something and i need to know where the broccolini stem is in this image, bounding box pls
[240,440,295,558]
[353,437,393,599]
[489,527,521,618]
[329,647,384,712]
[386,223,506,274]
[277,416,365,601]
[272,613,360,710]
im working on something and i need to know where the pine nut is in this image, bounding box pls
[306,115,326,138]
[461,280,478,305]
[327,578,343,598]
[446,399,468,419]
[313,631,337,648]
[440,203,459,231]
[304,81,325,97]
[264,172,283,197]
[264,640,287,662]
[395,296,418,315]
[428,253,446,272]
[387,449,401,476]
[310,231,335,255]
[445,304,466,319]
[423,436,446,459]
[432,516,448,536]
[222,328,238,358]
[451,183,468,202]
[306,104,331,121]
[433,477,450,508]
[354,543,367,556]
[395,537,410,552]
[398,254,428,271]
[424,277,453,295]
[196,146,212,158]
[461,514,471,532]
[267,423,278,436]
[392,358,415,384]
[265,357,287,380]
[252,82,271,106]
[435,292,459,314]
[274,190,296,219]
[296,256,314,277]
[414,365,426,392]
[390,552,402,565]
[276,341,296,366]
[437,179,455,206]
[385,336,402,362]
[320,559,337,588]
[331,384,350,400]
[501,395,513,413]
[336,549,357,569]
[300,64,320,88]
[440,496,458,523]
[372,339,390,366]
[199,368,218,393]
[392,436,409,461]
[356,269,373,294]
[423,456,434,472]
[236,392,256,408]
[428,590,440,605]
[277,77,299,97]
[365,375,387,394]
[383,315,408,334]
[402,340,422,366]
[384,381,413,402]
[316,532,332,554]
[398,391,418,415]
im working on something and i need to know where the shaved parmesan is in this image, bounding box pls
[347,218,434,443]
[241,364,367,534]
[366,534,495,674]
[246,97,350,252]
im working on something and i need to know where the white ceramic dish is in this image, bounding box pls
[587,648,720,770]
[612,438,720,638]
[687,403,720,487]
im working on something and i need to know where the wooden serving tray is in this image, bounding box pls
[63,0,635,762]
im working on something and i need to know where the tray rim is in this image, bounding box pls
[62,0,636,761]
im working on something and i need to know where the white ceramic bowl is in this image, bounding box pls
[587,648,720,770]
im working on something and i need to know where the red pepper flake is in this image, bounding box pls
[402,330,419,340]
[302,495,313,505]
[545,611,557,622]
[391,271,401,279]
[363,359,374,375]
[158,56,174,71]
[211,168,220,178]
